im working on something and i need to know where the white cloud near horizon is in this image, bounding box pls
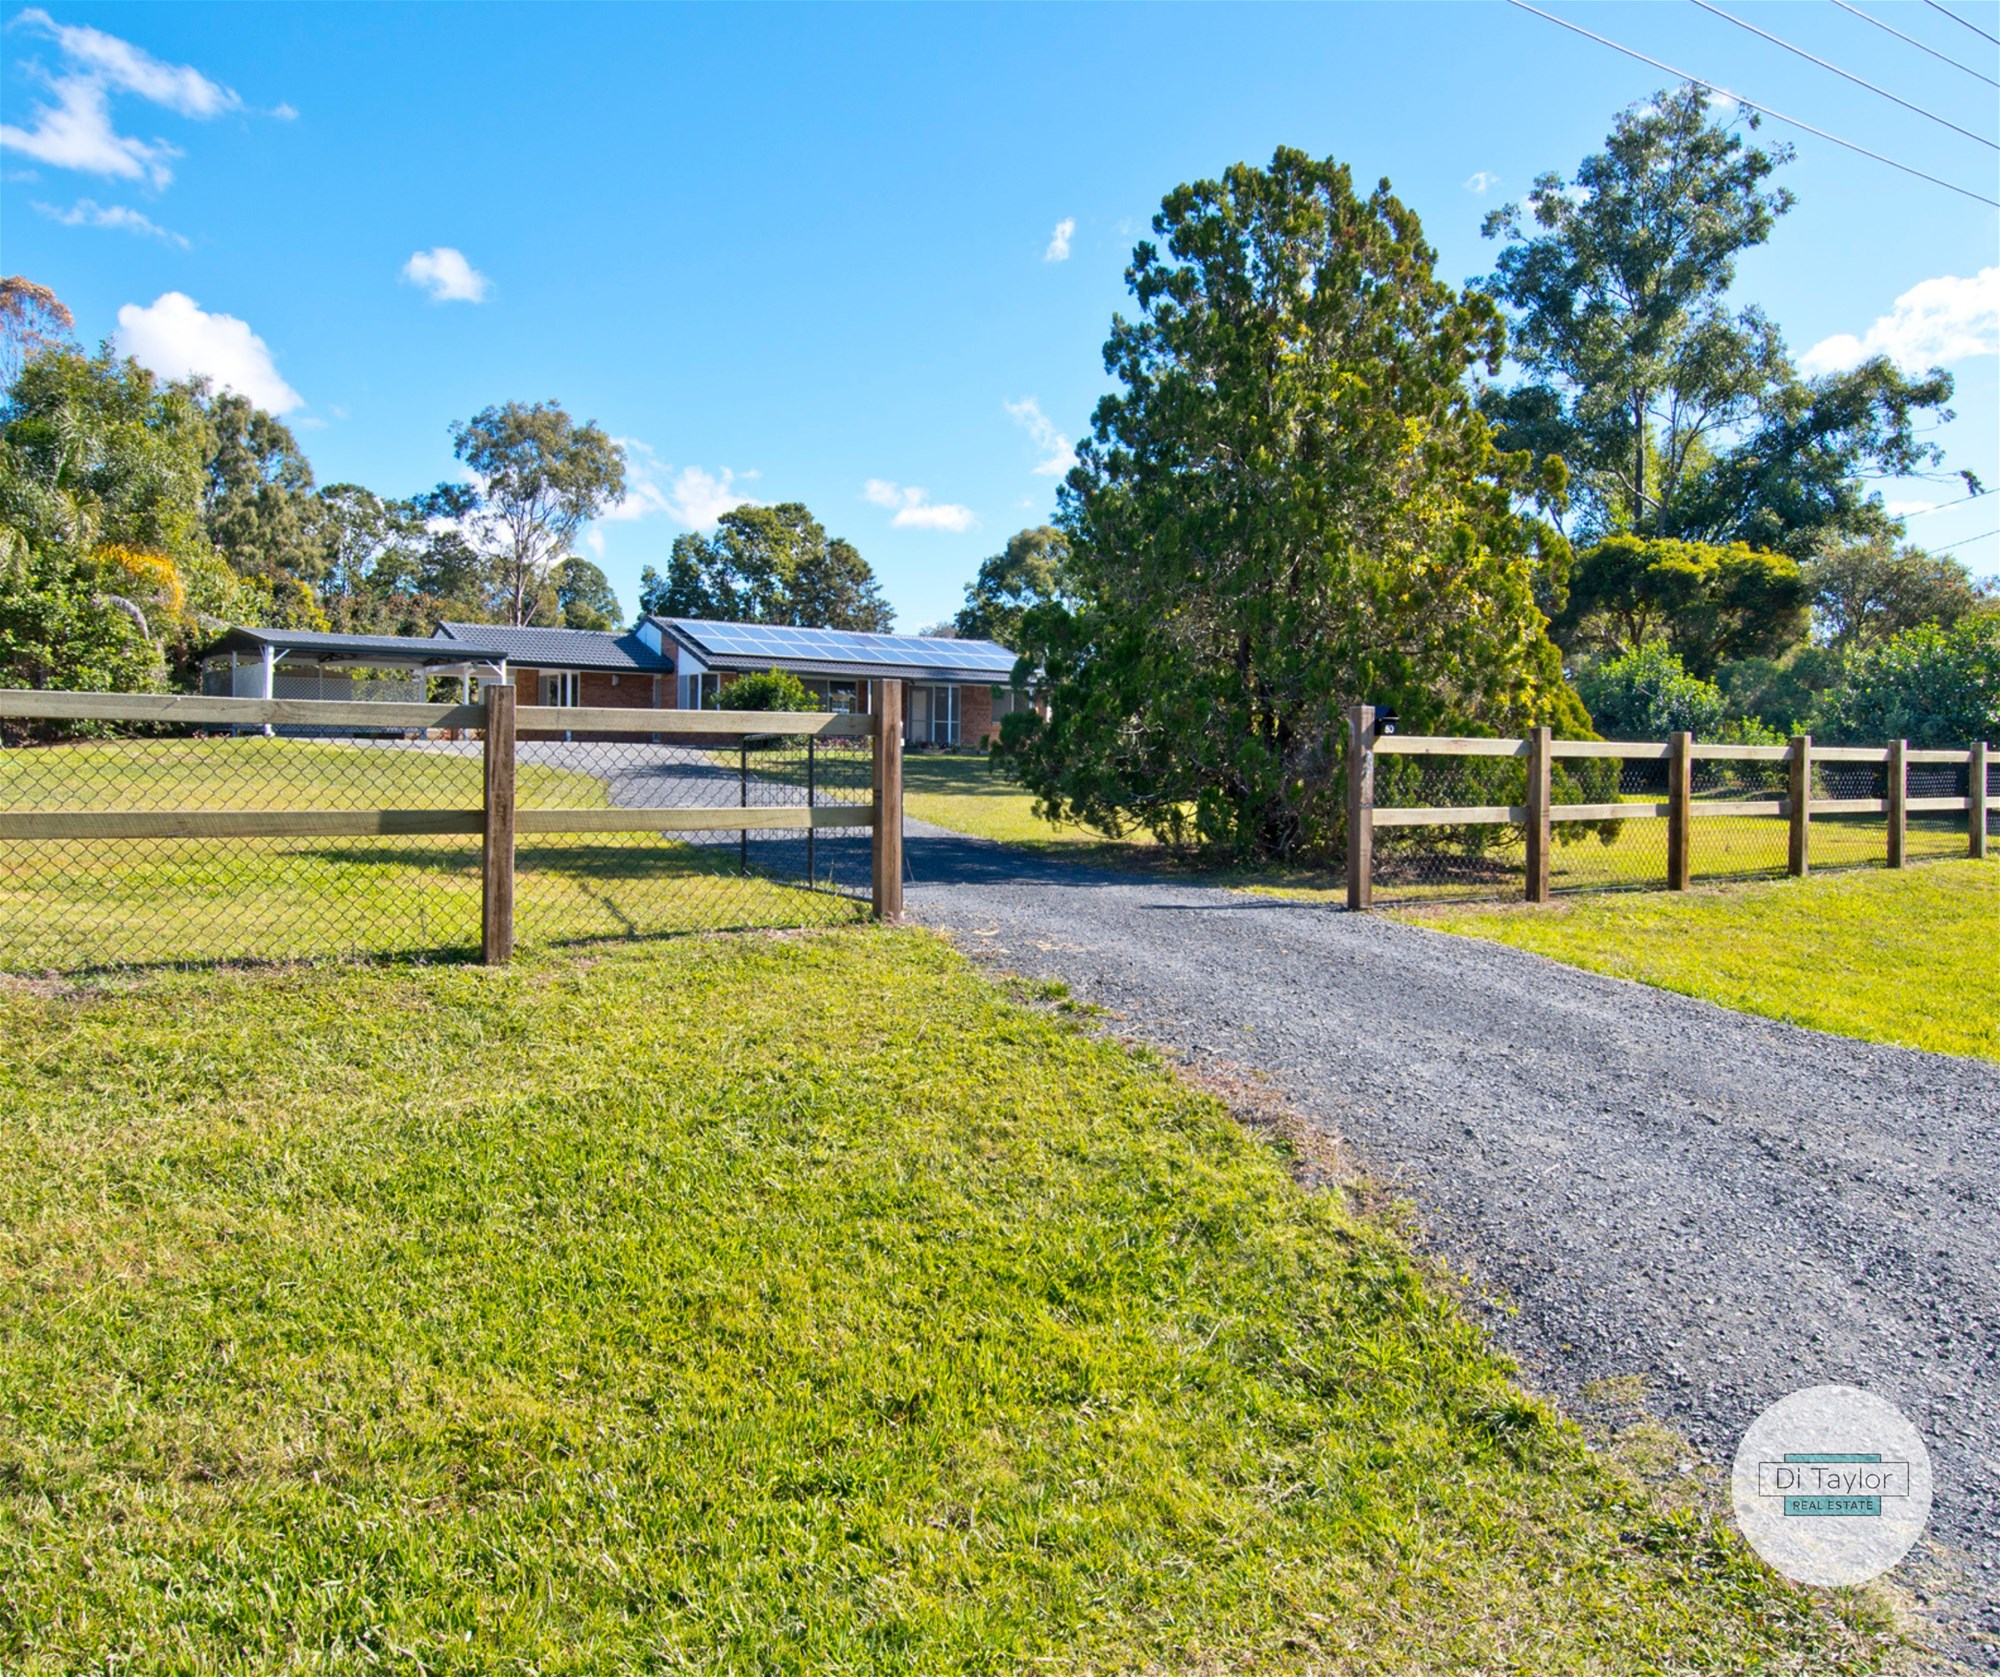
[34,195,186,245]
[601,441,758,531]
[114,292,302,413]
[864,478,976,532]
[1800,266,1999,375]
[1464,170,1499,194]
[0,9,244,188]
[1044,217,1075,262]
[401,246,490,303]
[1004,396,1076,477]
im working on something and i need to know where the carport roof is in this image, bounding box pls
[197,626,508,666]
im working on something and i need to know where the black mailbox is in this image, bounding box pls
[1374,708,1399,737]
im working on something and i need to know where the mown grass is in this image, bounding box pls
[0,931,1893,1673]
[1398,859,1999,1062]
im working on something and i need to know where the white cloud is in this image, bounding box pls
[34,196,187,246]
[401,246,490,303]
[1800,266,1999,375]
[114,292,302,413]
[1464,170,1499,194]
[599,442,758,531]
[1004,396,1076,477]
[0,10,245,188]
[1885,499,1937,518]
[863,479,975,532]
[271,102,298,121]
[1044,216,1075,262]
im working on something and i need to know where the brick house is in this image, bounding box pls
[198,618,1026,748]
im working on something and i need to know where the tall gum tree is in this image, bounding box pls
[1480,85,1962,559]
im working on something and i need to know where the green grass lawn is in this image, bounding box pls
[899,751,1156,854]
[0,931,1893,1673]
[1398,859,1999,1061]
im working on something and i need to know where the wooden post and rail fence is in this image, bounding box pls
[1344,703,1991,910]
[0,682,908,965]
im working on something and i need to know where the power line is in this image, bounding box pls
[1828,0,1999,90]
[1690,0,1997,149]
[1898,489,1989,517]
[1932,526,1999,552]
[1506,0,2000,207]
[1924,0,2000,48]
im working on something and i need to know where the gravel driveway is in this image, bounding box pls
[904,829,2000,1662]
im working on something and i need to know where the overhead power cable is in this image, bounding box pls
[1924,0,2000,47]
[1897,489,1989,517]
[1829,0,1999,89]
[1690,0,1997,149]
[1931,526,1999,553]
[1506,0,2000,207]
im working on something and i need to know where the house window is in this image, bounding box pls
[909,684,959,746]
[991,685,1023,720]
[539,671,580,707]
[678,671,720,709]
[804,679,859,714]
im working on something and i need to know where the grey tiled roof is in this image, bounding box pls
[435,622,674,673]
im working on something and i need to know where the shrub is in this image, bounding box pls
[715,666,815,712]
[1812,615,2000,748]
[1575,644,1728,740]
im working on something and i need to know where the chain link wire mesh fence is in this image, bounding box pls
[506,727,871,948]
[0,696,875,975]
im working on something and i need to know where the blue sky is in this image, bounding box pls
[4,1,1996,630]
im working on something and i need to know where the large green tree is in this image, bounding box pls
[638,503,894,631]
[1481,86,1962,559]
[1555,534,1807,678]
[1006,147,1581,861]
[447,401,626,626]
[553,555,621,630]
[954,526,1067,647]
[202,391,319,584]
[1804,531,1987,653]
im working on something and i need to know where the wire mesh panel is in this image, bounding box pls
[1369,749,1527,906]
[0,724,486,972]
[1550,750,1669,894]
[507,728,871,946]
[0,695,883,975]
[1906,757,1972,865]
[1809,757,1890,875]
[1688,751,1790,883]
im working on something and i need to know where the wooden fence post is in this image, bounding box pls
[1887,737,1907,868]
[1973,740,1990,861]
[1787,734,1811,878]
[481,681,516,965]
[1667,730,1692,891]
[1525,725,1552,904]
[1346,704,1375,912]
[871,679,904,920]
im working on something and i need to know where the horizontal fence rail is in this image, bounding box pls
[0,684,905,972]
[1349,708,1991,909]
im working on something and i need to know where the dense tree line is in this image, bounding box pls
[0,284,905,694]
[992,89,1993,859]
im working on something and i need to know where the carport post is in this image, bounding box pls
[1525,725,1552,904]
[481,682,516,966]
[1788,735,1811,878]
[872,679,904,920]
[1972,741,1990,861]
[1887,737,1907,869]
[1667,731,1692,891]
[261,642,276,738]
[1345,704,1374,912]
